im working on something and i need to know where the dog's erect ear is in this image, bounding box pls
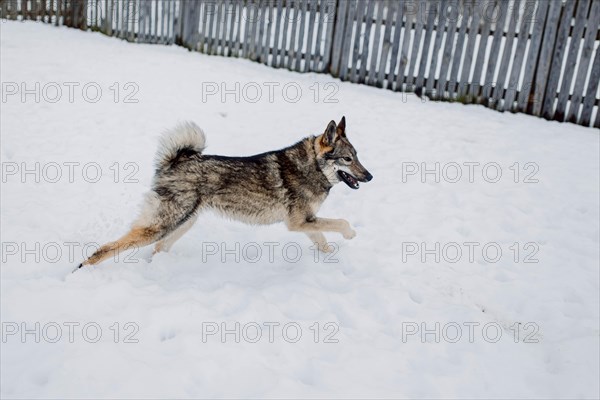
[321,120,338,147]
[336,116,346,137]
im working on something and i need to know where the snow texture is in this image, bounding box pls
[1,21,599,399]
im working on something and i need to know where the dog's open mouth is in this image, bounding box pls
[338,170,360,189]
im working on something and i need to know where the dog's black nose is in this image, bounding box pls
[364,171,373,182]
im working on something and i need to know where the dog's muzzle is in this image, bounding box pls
[337,170,373,189]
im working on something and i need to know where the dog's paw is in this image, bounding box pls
[343,229,357,240]
[318,243,336,253]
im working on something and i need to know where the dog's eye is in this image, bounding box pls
[343,157,352,162]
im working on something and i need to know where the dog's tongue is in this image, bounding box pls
[338,171,359,189]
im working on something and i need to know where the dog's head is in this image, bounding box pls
[315,116,373,189]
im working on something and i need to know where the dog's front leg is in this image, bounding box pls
[287,214,356,239]
[306,232,335,253]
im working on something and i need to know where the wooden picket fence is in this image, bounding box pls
[1,0,599,128]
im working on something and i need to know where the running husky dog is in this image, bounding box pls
[75,117,372,270]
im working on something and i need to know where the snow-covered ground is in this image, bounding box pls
[1,21,599,399]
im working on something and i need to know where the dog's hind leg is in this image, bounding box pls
[75,192,200,271]
[153,213,199,254]
[79,225,165,268]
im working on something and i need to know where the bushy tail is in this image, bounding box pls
[155,121,206,169]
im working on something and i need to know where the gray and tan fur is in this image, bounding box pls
[76,117,372,270]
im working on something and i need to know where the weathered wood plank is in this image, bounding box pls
[313,0,325,70]
[264,0,274,62]
[469,0,494,99]
[161,0,167,43]
[169,0,176,44]
[492,0,520,109]
[554,0,591,120]
[448,0,472,96]
[357,0,374,83]
[250,0,261,60]
[219,0,233,57]
[214,0,224,55]
[376,0,394,87]
[330,0,348,76]
[531,0,562,116]
[305,0,317,71]
[294,0,307,71]
[271,0,283,65]
[152,0,158,43]
[503,0,533,111]
[580,47,600,127]
[541,0,575,119]
[225,0,234,55]
[139,0,146,42]
[279,0,291,66]
[516,0,549,113]
[387,0,404,90]
[256,0,266,62]
[321,0,336,72]
[197,1,207,52]
[234,0,244,57]
[437,0,459,99]
[350,0,366,82]
[242,0,253,58]
[406,1,424,90]
[287,0,299,70]
[208,0,218,54]
[367,0,385,85]
[397,0,414,89]
[456,0,480,98]
[339,0,356,80]
[425,0,447,97]
[481,0,508,103]
[415,0,438,91]
[566,0,600,124]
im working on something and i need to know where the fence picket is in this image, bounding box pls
[531,0,562,116]
[279,0,291,66]
[480,0,508,104]
[272,0,283,65]
[321,0,336,72]
[493,0,520,110]
[415,0,438,92]
[358,0,375,83]
[448,0,471,96]
[339,0,356,80]
[565,0,600,124]
[425,0,446,97]
[304,0,317,71]
[457,0,480,98]
[294,0,307,71]
[367,0,385,85]
[469,0,493,99]
[580,48,600,127]
[376,0,394,88]
[313,0,325,70]
[350,0,365,82]
[287,0,299,70]
[406,2,424,90]
[387,0,404,90]
[517,0,549,113]
[330,0,348,76]
[437,0,459,99]
[541,0,575,119]
[553,0,590,121]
